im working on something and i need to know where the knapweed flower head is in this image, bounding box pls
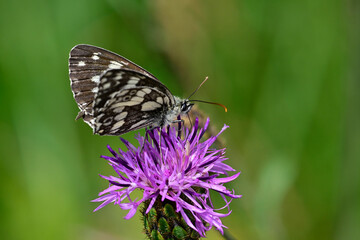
[93,118,241,237]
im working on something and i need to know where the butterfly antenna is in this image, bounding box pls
[190,100,228,112]
[187,76,209,100]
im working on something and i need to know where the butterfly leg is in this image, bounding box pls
[171,119,184,130]
[171,119,184,124]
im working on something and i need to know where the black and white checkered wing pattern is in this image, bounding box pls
[93,69,175,135]
[69,44,158,126]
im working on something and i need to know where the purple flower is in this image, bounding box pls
[92,118,241,237]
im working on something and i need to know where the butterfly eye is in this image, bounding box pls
[180,101,194,113]
[181,105,185,112]
[181,103,188,112]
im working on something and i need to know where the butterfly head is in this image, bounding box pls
[180,99,194,114]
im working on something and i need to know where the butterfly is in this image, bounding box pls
[69,44,195,136]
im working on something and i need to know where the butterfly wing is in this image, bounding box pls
[69,44,158,122]
[93,69,175,135]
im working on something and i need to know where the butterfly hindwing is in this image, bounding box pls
[93,69,175,135]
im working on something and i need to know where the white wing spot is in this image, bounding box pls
[92,87,99,93]
[79,102,87,108]
[121,61,129,66]
[110,101,139,107]
[141,101,161,111]
[143,89,151,94]
[78,61,86,66]
[97,113,105,119]
[109,92,118,98]
[103,82,111,89]
[92,54,100,60]
[102,117,112,126]
[136,90,146,97]
[164,96,170,105]
[110,120,125,131]
[130,119,147,129]
[128,79,139,85]
[104,98,116,107]
[113,107,125,113]
[108,61,123,69]
[114,73,123,80]
[116,90,129,97]
[126,101,140,106]
[95,98,101,104]
[105,71,113,77]
[131,96,144,102]
[156,97,163,104]
[91,75,100,83]
[114,112,128,121]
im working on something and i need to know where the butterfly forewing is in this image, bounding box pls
[93,69,175,135]
[69,44,158,120]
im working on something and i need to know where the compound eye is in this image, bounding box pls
[181,103,187,112]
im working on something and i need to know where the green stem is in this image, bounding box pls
[219,228,237,240]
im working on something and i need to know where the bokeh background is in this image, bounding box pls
[0,0,358,239]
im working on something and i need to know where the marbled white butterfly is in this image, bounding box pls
[69,44,195,135]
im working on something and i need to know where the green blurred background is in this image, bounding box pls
[0,0,358,239]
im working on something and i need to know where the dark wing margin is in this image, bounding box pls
[69,44,159,127]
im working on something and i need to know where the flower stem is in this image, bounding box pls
[219,229,237,240]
